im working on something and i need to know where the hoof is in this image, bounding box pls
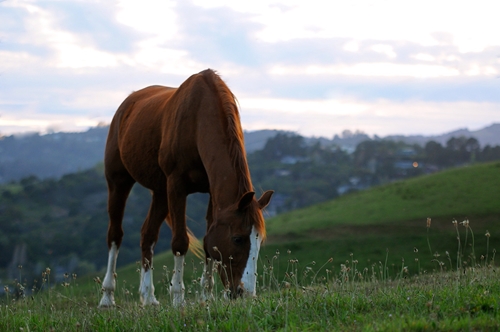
[172,293,185,307]
[142,299,160,307]
[98,293,116,308]
[200,292,214,305]
[141,294,160,307]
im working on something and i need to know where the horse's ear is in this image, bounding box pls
[257,190,274,209]
[238,191,255,211]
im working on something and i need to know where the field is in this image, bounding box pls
[2,162,500,331]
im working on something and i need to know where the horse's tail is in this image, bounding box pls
[165,214,204,259]
[187,227,204,259]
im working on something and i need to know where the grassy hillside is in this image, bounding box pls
[90,161,500,302]
[267,161,500,234]
[5,162,499,301]
[260,162,500,277]
[3,163,500,331]
[4,262,500,331]
[3,266,500,331]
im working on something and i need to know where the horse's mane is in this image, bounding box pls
[199,69,266,239]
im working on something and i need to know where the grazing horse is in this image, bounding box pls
[98,69,274,307]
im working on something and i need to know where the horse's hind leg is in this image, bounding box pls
[99,172,135,308]
[139,191,168,306]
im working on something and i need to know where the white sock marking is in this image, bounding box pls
[240,226,262,296]
[170,255,185,306]
[139,267,159,306]
[200,258,214,302]
[99,242,118,307]
[139,244,159,306]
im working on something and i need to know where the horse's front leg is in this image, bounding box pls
[99,176,134,308]
[200,258,215,303]
[99,242,119,307]
[171,253,186,306]
[139,246,160,306]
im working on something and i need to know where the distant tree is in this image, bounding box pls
[261,133,307,160]
[464,137,480,152]
[464,137,480,162]
[445,136,480,164]
[353,140,399,174]
[425,141,446,167]
[446,136,466,151]
[480,145,500,162]
[0,205,23,266]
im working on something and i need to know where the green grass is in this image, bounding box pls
[267,162,500,234]
[2,215,498,331]
[2,162,500,330]
[262,162,500,276]
[2,260,499,331]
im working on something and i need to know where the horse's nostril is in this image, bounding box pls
[236,285,244,297]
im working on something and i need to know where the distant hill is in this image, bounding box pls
[0,127,290,183]
[244,123,500,153]
[244,129,286,153]
[384,123,500,148]
[1,123,499,183]
[0,126,109,183]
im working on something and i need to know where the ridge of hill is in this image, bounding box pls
[1,123,499,183]
[266,161,500,236]
[258,162,500,275]
[384,123,500,148]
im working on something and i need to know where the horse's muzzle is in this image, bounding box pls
[229,285,244,299]
[237,285,244,297]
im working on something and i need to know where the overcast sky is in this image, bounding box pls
[1,0,499,138]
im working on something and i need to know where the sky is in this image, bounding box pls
[1,0,499,138]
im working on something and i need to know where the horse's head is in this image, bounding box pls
[204,190,273,298]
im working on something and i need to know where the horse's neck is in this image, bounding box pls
[194,87,251,209]
[206,153,247,209]
[199,134,250,209]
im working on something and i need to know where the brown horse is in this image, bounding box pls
[98,69,273,307]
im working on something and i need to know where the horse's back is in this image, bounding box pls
[105,85,177,191]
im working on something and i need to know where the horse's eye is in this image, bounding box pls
[232,236,243,245]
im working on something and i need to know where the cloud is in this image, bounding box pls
[269,63,461,78]
[197,0,500,53]
[1,0,500,138]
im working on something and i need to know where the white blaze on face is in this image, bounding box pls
[240,226,262,296]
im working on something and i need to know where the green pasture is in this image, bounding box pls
[2,161,500,330]
[2,261,499,331]
[268,161,500,234]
